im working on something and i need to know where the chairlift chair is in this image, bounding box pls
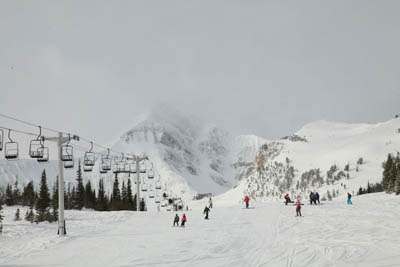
[101,150,112,171]
[84,142,95,167]
[61,135,74,162]
[141,179,148,192]
[37,144,49,163]
[149,189,155,198]
[140,162,146,173]
[29,126,43,158]
[84,164,93,172]
[155,181,162,190]
[155,196,161,203]
[147,163,154,179]
[99,163,108,174]
[4,130,18,160]
[64,160,74,169]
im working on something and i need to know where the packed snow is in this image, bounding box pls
[1,193,400,267]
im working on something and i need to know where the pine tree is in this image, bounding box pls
[127,179,134,210]
[389,158,398,192]
[0,198,4,223]
[383,154,393,192]
[121,180,127,210]
[96,179,108,211]
[84,180,96,209]
[51,183,58,222]
[395,158,400,195]
[13,178,22,205]
[35,170,51,222]
[5,183,14,206]
[74,161,85,210]
[111,174,121,210]
[14,208,21,221]
[22,181,36,207]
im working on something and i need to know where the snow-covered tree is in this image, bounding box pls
[35,170,51,222]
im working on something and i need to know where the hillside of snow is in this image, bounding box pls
[229,118,400,203]
[1,193,400,266]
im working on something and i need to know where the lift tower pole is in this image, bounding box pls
[43,133,79,235]
[129,154,147,211]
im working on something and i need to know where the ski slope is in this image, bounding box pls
[1,193,400,267]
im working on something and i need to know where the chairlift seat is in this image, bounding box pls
[84,165,93,172]
[5,142,18,160]
[29,140,43,158]
[37,147,49,163]
[61,145,74,161]
[148,170,154,179]
[64,160,74,169]
[84,152,95,167]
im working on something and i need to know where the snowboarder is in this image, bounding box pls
[244,196,250,208]
[296,200,302,217]
[181,214,187,227]
[209,197,213,209]
[315,192,320,204]
[173,214,180,226]
[284,194,291,205]
[347,193,352,205]
[204,206,210,219]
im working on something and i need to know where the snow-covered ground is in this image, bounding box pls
[1,193,400,267]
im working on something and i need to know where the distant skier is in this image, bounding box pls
[173,214,180,226]
[204,206,210,219]
[181,214,187,227]
[284,194,291,205]
[244,196,250,208]
[347,193,352,205]
[309,192,316,205]
[163,192,167,199]
[296,200,302,217]
[209,197,213,209]
[315,192,320,204]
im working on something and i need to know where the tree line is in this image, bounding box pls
[0,160,146,224]
[382,153,400,194]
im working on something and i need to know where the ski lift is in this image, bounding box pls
[141,179,148,192]
[147,163,154,179]
[140,162,146,173]
[113,154,130,174]
[84,142,95,167]
[149,187,155,198]
[166,206,171,211]
[37,138,49,163]
[84,164,93,172]
[4,130,18,160]
[29,126,43,158]
[155,176,162,189]
[155,196,161,203]
[161,200,167,207]
[64,159,74,169]
[0,129,3,151]
[61,135,73,162]
[101,149,112,171]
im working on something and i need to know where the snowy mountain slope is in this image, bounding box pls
[2,193,400,267]
[226,117,400,203]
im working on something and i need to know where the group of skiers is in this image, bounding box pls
[173,213,187,227]
[309,192,320,205]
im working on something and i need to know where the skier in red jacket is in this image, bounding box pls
[296,200,302,217]
[181,214,187,227]
[244,196,250,208]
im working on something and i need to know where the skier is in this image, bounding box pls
[309,192,316,205]
[244,196,250,208]
[181,214,187,227]
[204,206,210,219]
[173,214,180,227]
[296,200,302,217]
[315,192,320,204]
[209,197,213,209]
[284,193,291,205]
[163,192,167,199]
[347,193,352,205]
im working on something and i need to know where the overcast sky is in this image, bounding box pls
[1,0,399,145]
